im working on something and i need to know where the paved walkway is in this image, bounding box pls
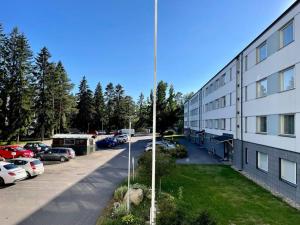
[176,139,221,164]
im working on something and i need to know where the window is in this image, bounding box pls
[257,152,268,172]
[64,139,75,145]
[245,117,248,133]
[257,42,267,63]
[229,93,232,106]
[245,86,248,101]
[256,116,267,133]
[280,21,293,48]
[205,87,209,96]
[214,120,218,129]
[280,67,294,91]
[220,74,225,86]
[215,79,219,90]
[230,118,232,131]
[245,55,248,71]
[219,96,226,108]
[280,159,296,185]
[256,78,267,98]
[230,68,232,81]
[280,114,295,136]
[219,119,225,130]
[245,148,248,164]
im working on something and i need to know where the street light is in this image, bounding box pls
[150,0,158,224]
[127,117,132,212]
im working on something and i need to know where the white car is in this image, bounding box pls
[0,161,27,185]
[144,141,176,152]
[115,134,129,143]
[9,158,44,178]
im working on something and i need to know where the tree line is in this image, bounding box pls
[0,24,189,142]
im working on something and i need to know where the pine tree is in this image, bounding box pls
[93,82,105,131]
[4,28,34,142]
[0,24,7,135]
[105,82,115,132]
[34,47,55,140]
[136,93,147,129]
[75,76,94,132]
[54,61,74,133]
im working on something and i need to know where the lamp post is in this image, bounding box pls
[150,0,158,224]
[127,117,132,212]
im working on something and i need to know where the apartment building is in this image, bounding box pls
[184,1,300,204]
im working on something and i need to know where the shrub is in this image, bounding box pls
[156,192,187,225]
[169,145,188,159]
[112,203,127,218]
[121,214,137,225]
[114,186,128,201]
[138,151,175,185]
[192,210,217,225]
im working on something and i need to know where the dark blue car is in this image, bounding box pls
[96,137,118,148]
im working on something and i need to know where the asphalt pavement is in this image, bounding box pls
[0,136,150,225]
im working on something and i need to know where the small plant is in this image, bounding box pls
[177,186,183,200]
[192,210,217,225]
[112,203,127,218]
[114,185,128,201]
[121,214,137,225]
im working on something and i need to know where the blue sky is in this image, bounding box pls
[0,0,296,100]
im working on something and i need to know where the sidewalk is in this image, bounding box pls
[176,138,221,164]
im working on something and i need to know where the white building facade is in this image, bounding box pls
[184,1,300,204]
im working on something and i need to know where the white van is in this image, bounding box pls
[120,129,135,137]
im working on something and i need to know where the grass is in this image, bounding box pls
[161,164,300,225]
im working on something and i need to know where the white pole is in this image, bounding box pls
[150,0,158,224]
[132,157,135,181]
[127,118,132,212]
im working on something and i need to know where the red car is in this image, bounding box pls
[0,145,34,159]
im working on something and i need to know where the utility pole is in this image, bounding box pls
[150,0,158,224]
[127,117,132,212]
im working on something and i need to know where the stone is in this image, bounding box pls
[123,188,144,206]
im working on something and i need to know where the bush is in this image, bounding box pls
[121,214,139,225]
[138,151,175,185]
[192,210,217,225]
[169,145,188,159]
[112,203,127,218]
[156,192,187,225]
[114,186,128,201]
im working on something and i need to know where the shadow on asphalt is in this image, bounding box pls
[16,138,149,225]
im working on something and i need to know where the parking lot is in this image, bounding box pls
[0,136,149,225]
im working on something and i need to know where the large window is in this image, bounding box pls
[280,21,294,48]
[214,120,218,129]
[280,67,295,91]
[219,119,225,130]
[280,114,295,136]
[257,42,267,63]
[256,78,267,98]
[220,74,225,86]
[257,152,268,172]
[219,96,226,108]
[256,116,267,133]
[280,159,296,185]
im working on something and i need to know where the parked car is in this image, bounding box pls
[0,145,34,159]
[144,141,176,152]
[0,161,27,185]
[36,148,75,162]
[9,158,44,178]
[96,137,118,148]
[119,129,135,137]
[115,134,129,144]
[23,142,50,155]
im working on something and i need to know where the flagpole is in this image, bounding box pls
[150,0,158,224]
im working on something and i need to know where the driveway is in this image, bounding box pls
[176,138,220,164]
[0,136,150,225]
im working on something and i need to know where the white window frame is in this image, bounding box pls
[280,114,295,136]
[280,158,297,185]
[257,151,268,172]
[280,66,295,92]
[256,78,268,98]
[280,20,294,48]
[256,116,267,134]
[256,41,267,63]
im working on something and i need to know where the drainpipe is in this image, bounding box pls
[240,53,244,170]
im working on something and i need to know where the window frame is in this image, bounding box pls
[256,41,267,63]
[279,20,294,48]
[280,158,297,186]
[256,78,268,98]
[279,66,295,92]
[279,114,295,137]
[256,116,267,134]
[257,151,268,173]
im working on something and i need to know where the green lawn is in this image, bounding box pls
[161,165,300,225]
